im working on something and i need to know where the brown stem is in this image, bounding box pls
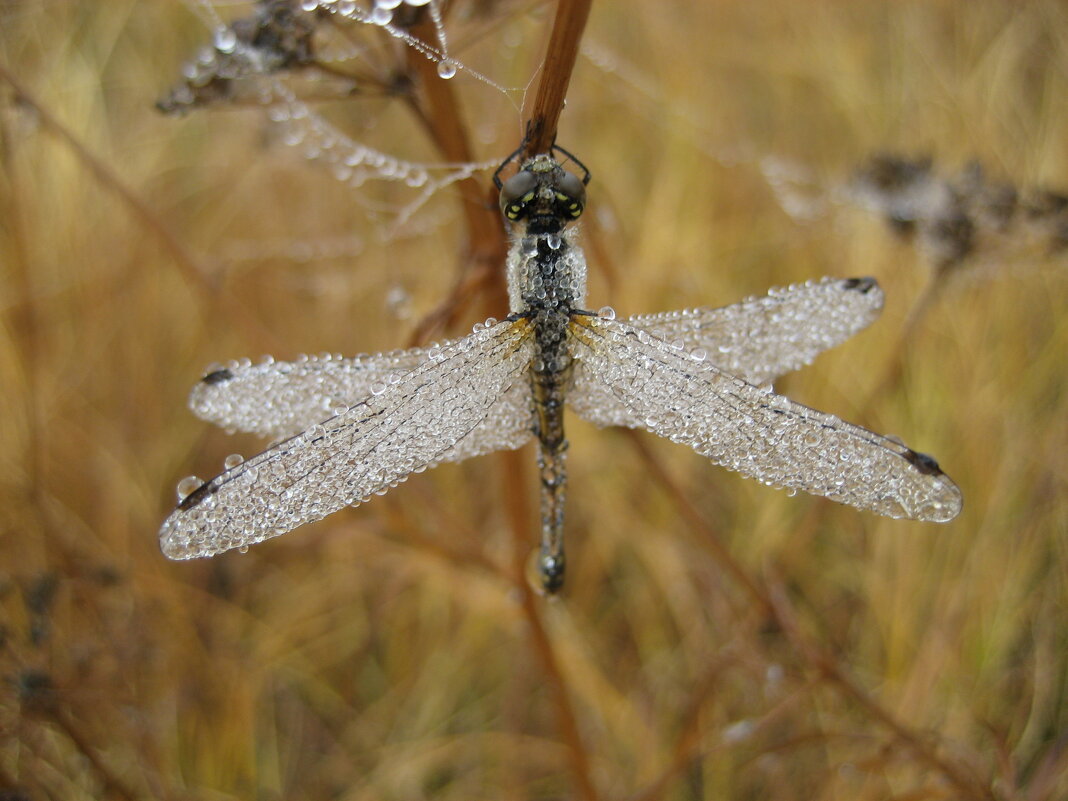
[515,563,601,801]
[522,0,594,157]
[0,86,43,500]
[405,17,509,342]
[405,7,598,797]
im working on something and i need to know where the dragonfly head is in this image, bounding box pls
[499,154,587,234]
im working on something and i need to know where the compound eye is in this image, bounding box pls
[555,170,586,219]
[499,170,538,221]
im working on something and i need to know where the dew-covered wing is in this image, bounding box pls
[161,318,535,559]
[624,277,884,385]
[569,277,884,430]
[567,315,961,522]
[190,338,535,462]
[191,348,431,439]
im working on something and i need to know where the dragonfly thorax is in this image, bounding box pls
[501,155,589,315]
[506,227,587,315]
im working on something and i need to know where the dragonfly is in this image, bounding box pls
[160,149,962,592]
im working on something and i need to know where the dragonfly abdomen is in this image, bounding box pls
[529,322,571,593]
[527,288,576,593]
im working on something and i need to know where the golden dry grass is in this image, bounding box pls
[1,1,1067,799]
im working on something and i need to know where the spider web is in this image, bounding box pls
[164,0,543,237]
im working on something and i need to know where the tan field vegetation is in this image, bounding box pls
[1,1,1066,798]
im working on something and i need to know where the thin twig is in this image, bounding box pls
[0,89,43,501]
[506,4,599,798]
[522,0,593,157]
[515,564,601,801]
[405,15,510,342]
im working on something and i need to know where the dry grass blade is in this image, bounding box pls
[2,1,1066,799]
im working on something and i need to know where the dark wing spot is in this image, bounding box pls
[178,481,217,511]
[903,449,943,476]
[202,368,234,385]
[842,277,879,294]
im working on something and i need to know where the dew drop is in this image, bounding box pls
[213,27,237,54]
[301,0,319,10]
[238,545,249,554]
[597,306,616,320]
[224,453,245,470]
[436,60,457,80]
[690,347,707,362]
[176,476,202,501]
[546,234,562,250]
[370,382,387,396]
[370,6,392,25]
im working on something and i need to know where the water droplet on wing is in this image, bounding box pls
[176,476,202,501]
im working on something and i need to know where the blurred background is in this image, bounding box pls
[1,1,1066,798]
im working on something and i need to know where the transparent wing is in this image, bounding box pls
[191,348,430,439]
[571,276,884,428]
[567,315,961,522]
[190,337,535,462]
[624,276,883,384]
[161,318,535,559]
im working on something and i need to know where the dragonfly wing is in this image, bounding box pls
[446,379,534,461]
[568,315,961,522]
[623,277,884,385]
[190,335,535,462]
[571,277,884,429]
[191,348,431,439]
[161,318,535,559]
